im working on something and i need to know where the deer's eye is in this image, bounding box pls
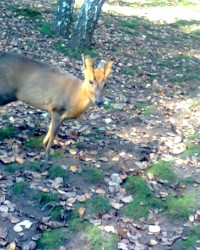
[89,80,94,85]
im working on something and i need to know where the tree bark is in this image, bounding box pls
[69,0,105,50]
[52,0,75,37]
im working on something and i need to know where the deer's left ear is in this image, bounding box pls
[82,55,94,76]
[104,61,113,80]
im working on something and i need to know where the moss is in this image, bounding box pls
[87,226,118,250]
[8,5,42,19]
[0,126,15,140]
[85,195,111,216]
[48,165,69,180]
[6,163,22,173]
[49,206,63,220]
[166,192,199,220]
[38,21,53,37]
[182,143,200,158]
[36,192,58,205]
[80,166,104,185]
[120,175,164,219]
[67,208,90,232]
[25,136,43,149]
[11,182,27,196]
[181,226,200,250]
[37,229,64,249]
[147,161,178,183]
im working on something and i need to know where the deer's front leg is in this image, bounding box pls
[43,112,62,161]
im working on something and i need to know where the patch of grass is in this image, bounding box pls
[6,163,22,173]
[37,229,64,249]
[166,191,199,220]
[38,21,53,37]
[147,161,178,183]
[173,19,199,28]
[8,5,42,19]
[25,136,43,150]
[0,126,15,140]
[186,133,200,140]
[87,225,118,250]
[11,182,27,196]
[67,207,90,232]
[122,68,135,76]
[181,226,200,250]
[182,143,200,158]
[191,29,200,40]
[85,195,111,216]
[119,17,150,31]
[52,150,63,159]
[48,165,69,180]
[49,205,63,220]
[80,166,104,185]
[54,42,99,58]
[36,192,58,206]
[135,102,155,116]
[27,161,41,172]
[120,175,164,219]
[137,49,147,57]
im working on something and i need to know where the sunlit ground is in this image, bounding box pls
[103,3,200,23]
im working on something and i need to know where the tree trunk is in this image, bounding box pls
[52,0,75,37]
[69,0,105,50]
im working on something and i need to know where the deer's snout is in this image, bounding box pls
[95,99,103,106]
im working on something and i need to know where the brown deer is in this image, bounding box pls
[0,53,113,160]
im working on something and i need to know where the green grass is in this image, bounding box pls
[67,207,90,232]
[54,42,99,58]
[87,226,118,250]
[80,166,104,185]
[11,182,27,196]
[48,165,69,180]
[0,126,15,140]
[182,143,200,158]
[135,102,155,116]
[37,229,64,249]
[26,161,41,172]
[8,5,42,19]
[38,21,53,37]
[84,195,111,216]
[122,68,135,76]
[119,17,151,31]
[67,195,110,231]
[191,29,200,40]
[181,226,200,250]
[147,161,178,183]
[36,192,58,206]
[25,136,43,150]
[186,133,200,140]
[6,163,22,173]
[166,191,199,220]
[49,205,63,220]
[120,175,164,219]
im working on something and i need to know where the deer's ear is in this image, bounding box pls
[82,55,94,76]
[104,61,113,80]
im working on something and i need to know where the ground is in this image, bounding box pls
[0,0,200,249]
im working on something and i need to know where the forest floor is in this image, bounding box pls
[0,0,200,249]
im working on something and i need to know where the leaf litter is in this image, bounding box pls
[0,0,200,249]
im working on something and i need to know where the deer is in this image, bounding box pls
[0,52,113,161]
